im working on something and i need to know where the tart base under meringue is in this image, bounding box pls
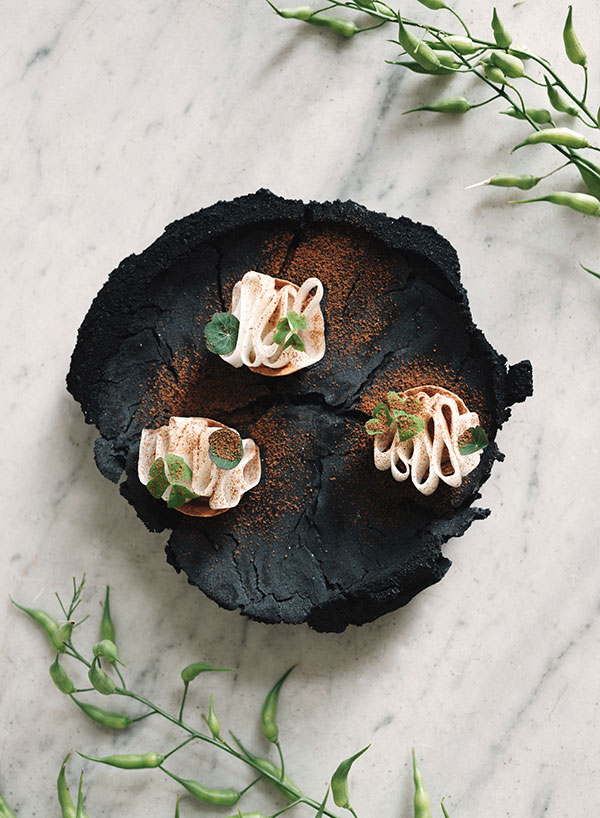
[373,385,482,496]
[139,417,261,516]
[220,271,326,376]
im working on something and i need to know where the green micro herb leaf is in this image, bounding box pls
[147,458,169,499]
[274,310,307,351]
[458,425,489,455]
[205,313,240,355]
[208,428,244,471]
[282,332,305,352]
[364,402,394,435]
[168,485,199,509]
[287,310,307,332]
[166,453,193,483]
[395,410,426,442]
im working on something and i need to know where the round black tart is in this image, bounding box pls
[67,190,533,632]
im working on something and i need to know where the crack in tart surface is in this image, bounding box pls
[67,190,533,632]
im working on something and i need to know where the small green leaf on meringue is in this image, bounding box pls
[205,312,240,355]
[458,426,489,455]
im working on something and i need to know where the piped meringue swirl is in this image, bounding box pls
[220,271,325,374]
[373,385,483,496]
[139,417,261,513]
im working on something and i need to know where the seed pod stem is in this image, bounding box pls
[100,586,116,644]
[261,665,296,744]
[563,6,587,67]
[412,750,433,818]
[71,696,132,729]
[330,745,370,809]
[509,191,600,216]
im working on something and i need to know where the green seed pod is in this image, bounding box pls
[390,60,454,76]
[307,15,357,38]
[161,769,240,806]
[544,77,579,116]
[500,107,552,124]
[563,6,587,66]
[331,745,370,809]
[93,640,125,667]
[54,621,74,652]
[397,17,441,72]
[354,0,376,8]
[404,96,471,115]
[78,751,164,769]
[487,173,541,190]
[0,792,18,818]
[491,7,512,48]
[100,586,116,644]
[416,0,447,9]
[88,659,116,695]
[261,665,295,744]
[72,697,132,729]
[442,35,477,54]
[11,598,61,649]
[279,6,313,19]
[50,655,75,694]
[512,127,589,152]
[231,734,302,801]
[436,52,461,69]
[207,693,221,740]
[490,51,524,78]
[180,661,231,683]
[412,750,433,818]
[509,191,600,216]
[483,61,506,84]
[174,795,180,818]
[57,754,90,818]
[578,164,600,198]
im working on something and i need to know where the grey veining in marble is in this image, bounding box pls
[1,0,599,816]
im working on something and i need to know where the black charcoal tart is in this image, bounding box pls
[67,190,532,632]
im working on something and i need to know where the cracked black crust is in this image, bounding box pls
[67,189,533,632]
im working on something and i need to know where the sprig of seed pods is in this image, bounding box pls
[5,577,452,817]
[266,0,600,279]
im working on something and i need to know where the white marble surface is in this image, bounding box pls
[2,0,600,815]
